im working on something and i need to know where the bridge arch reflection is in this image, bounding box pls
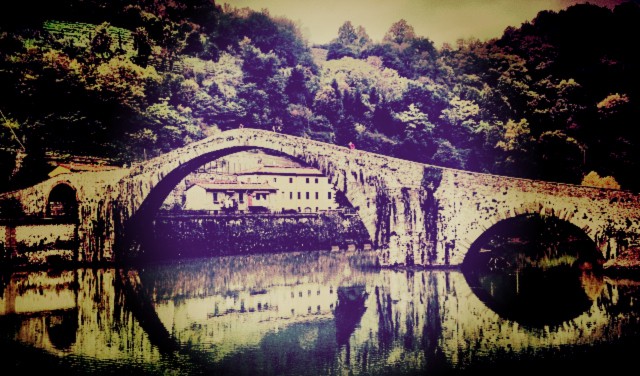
[462,213,605,327]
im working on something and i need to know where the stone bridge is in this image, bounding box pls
[3,128,640,266]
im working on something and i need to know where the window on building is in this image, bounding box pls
[289,177,293,183]
[306,178,309,183]
[298,192,301,199]
[328,192,332,199]
[315,192,319,200]
[213,192,218,203]
[290,192,293,199]
[298,207,301,212]
[306,192,310,199]
[315,178,318,183]
[274,178,277,182]
[256,194,260,201]
[239,192,244,203]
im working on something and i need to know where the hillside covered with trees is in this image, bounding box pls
[1,0,638,192]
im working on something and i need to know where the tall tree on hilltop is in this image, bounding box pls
[383,19,416,45]
[337,21,357,45]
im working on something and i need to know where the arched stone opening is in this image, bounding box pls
[119,146,368,261]
[462,213,603,272]
[46,183,78,222]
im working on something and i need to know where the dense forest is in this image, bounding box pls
[1,0,639,192]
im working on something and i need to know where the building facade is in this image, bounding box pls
[176,150,338,213]
[183,181,278,213]
[237,166,337,213]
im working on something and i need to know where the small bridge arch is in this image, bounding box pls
[46,182,79,221]
[462,212,605,271]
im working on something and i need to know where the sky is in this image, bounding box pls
[219,0,628,46]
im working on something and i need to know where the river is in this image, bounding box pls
[1,249,640,375]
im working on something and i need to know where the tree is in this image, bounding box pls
[285,65,312,105]
[327,21,370,60]
[337,21,357,45]
[90,22,113,60]
[597,93,630,117]
[581,171,621,189]
[536,130,583,183]
[383,19,416,45]
[396,104,433,134]
[496,118,531,153]
[141,102,200,152]
[160,22,186,70]
[432,139,466,169]
[284,104,312,136]
[91,57,161,111]
[313,82,343,126]
[132,27,153,67]
[355,25,371,47]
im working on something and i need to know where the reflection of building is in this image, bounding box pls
[183,181,278,212]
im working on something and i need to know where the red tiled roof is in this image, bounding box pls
[195,182,278,191]
[237,166,323,176]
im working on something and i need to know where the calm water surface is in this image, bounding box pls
[2,250,640,375]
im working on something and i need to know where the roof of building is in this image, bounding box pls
[237,165,324,177]
[193,181,278,192]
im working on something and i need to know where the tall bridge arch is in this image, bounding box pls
[4,128,640,267]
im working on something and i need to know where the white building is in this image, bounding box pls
[176,150,339,213]
[183,181,278,213]
[236,166,337,213]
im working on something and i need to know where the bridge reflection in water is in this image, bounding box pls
[1,250,640,374]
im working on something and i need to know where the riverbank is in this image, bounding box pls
[603,247,640,277]
[151,212,370,259]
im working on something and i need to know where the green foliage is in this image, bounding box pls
[581,171,621,190]
[383,19,416,45]
[1,1,639,192]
